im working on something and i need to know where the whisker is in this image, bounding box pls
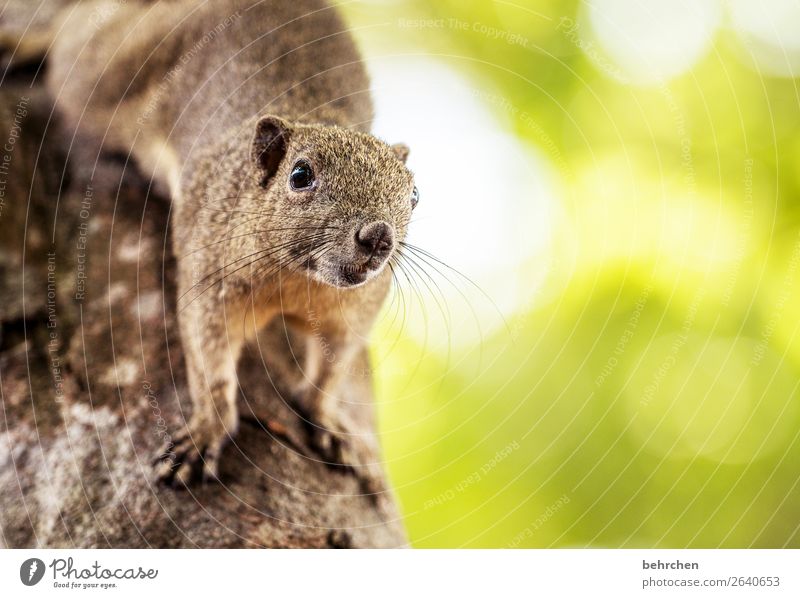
[401,250,484,346]
[399,249,453,332]
[390,255,433,393]
[178,233,331,309]
[375,259,410,365]
[179,225,339,258]
[399,241,508,331]
[197,200,336,222]
[397,249,454,367]
[249,233,335,282]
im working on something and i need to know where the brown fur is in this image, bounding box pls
[43,0,416,486]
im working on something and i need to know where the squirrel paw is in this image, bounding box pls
[154,419,232,488]
[308,420,386,497]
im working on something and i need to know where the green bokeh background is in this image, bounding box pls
[342,0,800,547]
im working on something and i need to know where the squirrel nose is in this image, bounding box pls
[355,221,394,257]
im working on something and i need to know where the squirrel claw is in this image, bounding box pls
[153,424,227,488]
[308,424,385,497]
[311,427,353,469]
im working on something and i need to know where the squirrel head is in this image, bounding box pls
[240,115,417,288]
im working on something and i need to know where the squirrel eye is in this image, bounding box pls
[290,160,314,190]
[411,186,419,209]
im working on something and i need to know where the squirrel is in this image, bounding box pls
[37,0,418,486]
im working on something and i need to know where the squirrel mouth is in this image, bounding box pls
[335,256,388,287]
[337,263,370,286]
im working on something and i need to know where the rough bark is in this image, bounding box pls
[0,72,407,548]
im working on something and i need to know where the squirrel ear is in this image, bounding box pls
[391,142,410,164]
[252,116,292,187]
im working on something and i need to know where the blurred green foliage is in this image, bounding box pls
[343,0,800,547]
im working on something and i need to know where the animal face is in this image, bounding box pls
[248,116,417,288]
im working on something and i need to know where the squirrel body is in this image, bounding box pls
[45,0,416,485]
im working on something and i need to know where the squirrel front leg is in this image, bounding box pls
[302,329,358,455]
[155,293,243,487]
[300,328,386,496]
[298,324,377,467]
